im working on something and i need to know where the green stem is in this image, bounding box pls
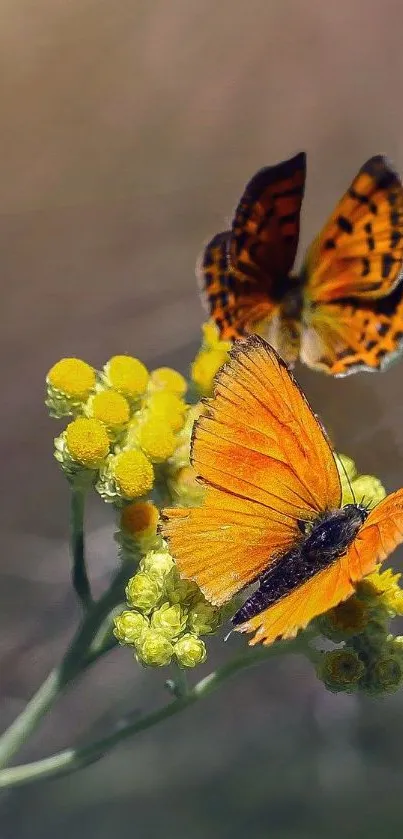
[0,635,309,789]
[70,487,92,610]
[0,568,128,770]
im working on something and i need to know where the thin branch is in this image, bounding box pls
[70,487,92,610]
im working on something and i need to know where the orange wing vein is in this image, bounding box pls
[237,489,403,645]
[162,335,341,605]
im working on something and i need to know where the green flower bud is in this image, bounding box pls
[151,602,187,640]
[125,572,162,613]
[113,610,149,645]
[140,549,174,582]
[174,633,207,668]
[363,653,403,695]
[318,595,370,642]
[316,648,364,694]
[164,566,200,606]
[188,599,221,635]
[136,628,174,666]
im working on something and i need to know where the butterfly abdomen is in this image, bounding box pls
[232,504,368,626]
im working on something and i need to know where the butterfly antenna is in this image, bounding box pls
[335,453,356,505]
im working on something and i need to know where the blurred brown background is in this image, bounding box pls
[1,1,403,836]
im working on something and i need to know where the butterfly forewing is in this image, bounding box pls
[162,336,341,605]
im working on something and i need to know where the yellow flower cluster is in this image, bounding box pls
[190,321,231,396]
[47,355,189,502]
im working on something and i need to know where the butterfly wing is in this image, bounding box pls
[199,153,306,342]
[237,489,403,645]
[304,155,403,303]
[300,281,403,375]
[162,335,341,605]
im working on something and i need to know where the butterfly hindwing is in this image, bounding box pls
[304,155,403,302]
[162,336,341,605]
[300,279,403,375]
[198,231,242,340]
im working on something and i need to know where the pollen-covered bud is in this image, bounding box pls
[316,648,365,693]
[125,572,163,613]
[54,417,110,480]
[139,549,174,582]
[113,610,149,645]
[150,603,187,640]
[187,598,221,635]
[85,389,130,438]
[103,355,149,401]
[148,367,187,396]
[136,629,174,667]
[137,414,178,462]
[96,449,154,502]
[119,501,160,554]
[174,633,207,668]
[164,566,200,606]
[46,357,96,417]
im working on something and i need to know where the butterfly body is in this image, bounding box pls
[201,153,403,375]
[232,504,368,626]
[163,336,403,645]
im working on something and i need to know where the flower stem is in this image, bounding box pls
[0,635,310,788]
[70,487,92,610]
[0,567,128,770]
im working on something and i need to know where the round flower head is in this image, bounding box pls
[316,648,365,694]
[357,567,403,617]
[187,599,221,635]
[174,633,207,668]
[136,628,174,667]
[97,449,154,502]
[147,391,187,433]
[56,417,110,473]
[114,610,149,645]
[342,474,386,509]
[318,595,370,642]
[121,500,159,546]
[164,566,200,606]
[46,358,96,417]
[86,390,130,437]
[190,347,229,397]
[103,355,149,400]
[125,572,163,613]
[137,414,178,463]
[363,652,403,695]
[149,367,187,396]
[336,453,357,485]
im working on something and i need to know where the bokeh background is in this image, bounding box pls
[1,0,403,836]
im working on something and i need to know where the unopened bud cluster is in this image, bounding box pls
[114,541,224,668]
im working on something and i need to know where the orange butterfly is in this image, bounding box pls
[162,336,403,645]
[200,153,403,375]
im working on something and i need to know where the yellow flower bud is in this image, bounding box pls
[151,603,187,640]
[46,358,96,417]
[316,649,364,693]
[109,450,154,500]
[201,321,231,352]
[126,572,162,613]
[174,633,207,668]
[149,367,187,396]
[86,390,130,435]
[63,417,110,469]
[137,415,178,462]
[342,474,386,509]
[104,355,149,399]
[140,549,174,581]
[164,567,200,606]
[187,599,221,635]
[136,628,174,666]
[357,567,403,616]
[114,610,149,645]
[336,453,357,485]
